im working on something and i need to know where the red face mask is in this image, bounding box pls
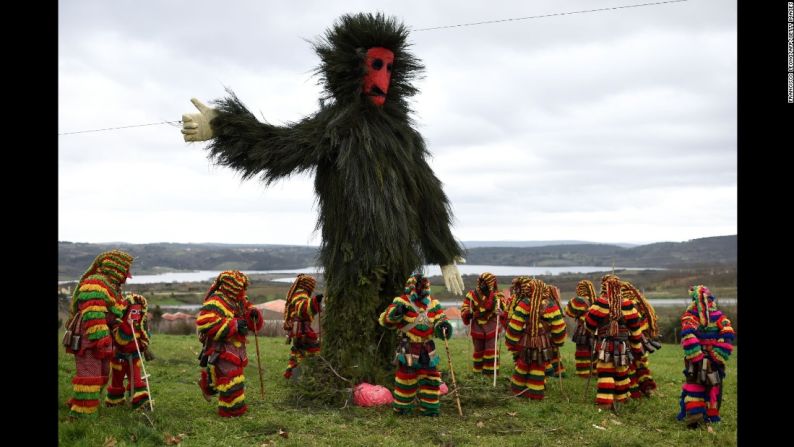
[363,47,394,106]
[128,304,143,323]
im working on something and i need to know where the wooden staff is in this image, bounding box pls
[493,297,500,387]
[129,316,154,412]
[252,313,266,398]
[441,326,464,416]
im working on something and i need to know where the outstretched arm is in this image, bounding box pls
[181,91,326,183]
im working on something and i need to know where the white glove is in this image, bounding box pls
[181,98,218,142]
[440,257,465,296]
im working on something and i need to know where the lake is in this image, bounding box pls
[59,265,664,285]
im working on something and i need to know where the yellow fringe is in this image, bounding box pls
[215,374,245,392]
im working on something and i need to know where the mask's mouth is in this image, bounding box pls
[368,85,386,97]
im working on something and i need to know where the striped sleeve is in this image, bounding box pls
[290,292,320,321]
[564,296,589,320]
[460,292,474,324]
[622,299,644,356]
[584,296,609,333]
[543,303,567,347]
[680,311,704,363]
[379,296,408,328]
[74,276,115,343]
[505,298,530,351]
[711,312,734,364]
[196,297,238,341]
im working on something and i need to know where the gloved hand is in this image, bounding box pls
[315,294,324,305]
[440,257,465,296]
[143,349,155,361]
[391,303,407,319]
[237,318,249,336]
[182,98,218,142]
[247,308,261,323]
[437,321,453,340]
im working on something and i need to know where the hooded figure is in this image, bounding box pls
[283,274,323,379]
[677,285,734,428]
[460,273,507,376]
[620,280,661,398]
[196,270,263,417]
[504,277,566,400]
[583,274,644,411]
[180,13,464,385]
[64,249,133,417]
[564,279,598,377]
[105,293,152,409]
[379,273,453,416]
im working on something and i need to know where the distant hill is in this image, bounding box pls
[463,236,736,268]
[461,240,639,249]
[58,235,736,280]
[58,242,320,280]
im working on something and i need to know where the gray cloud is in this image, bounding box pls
[59,0,736,245]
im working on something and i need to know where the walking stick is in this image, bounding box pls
[129,316,154,412]
[442,326,464,416]
[556,347,568,402]
[252,318,265,399]
[493,298,500,387]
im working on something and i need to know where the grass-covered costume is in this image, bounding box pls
[64,249,133,418]
[460,272,507,376]
[379,274,453,416]
[677,285,734,428]
[564,279,598,378]
[196,270,264,417]
[105,293,152,409]
[504,277,566,400]
[186,12,463,386]
[583,274,643,410]
[283,274,323,379]
[621,281,661,398]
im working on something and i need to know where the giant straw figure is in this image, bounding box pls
[181,13,464,384]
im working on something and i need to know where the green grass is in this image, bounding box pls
[58,333,737,446]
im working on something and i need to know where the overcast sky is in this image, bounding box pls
[58,0,736,246]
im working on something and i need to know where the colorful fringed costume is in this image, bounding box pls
[64,250,133,418]
[105,293,151,409]
[504,277,566,400]
[188,13,464,384]
[460,273,507,376]
[543,284,568,378]
[282,274,323,380]
[583,274,644,410]
[677,285,734,427]
[621,281,661,398]
[379,274,453,416]
[196,270,263,417]
[564,279,598,377]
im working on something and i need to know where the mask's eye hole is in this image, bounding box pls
[372,59,383,70]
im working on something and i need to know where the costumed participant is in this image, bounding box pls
[504,277,566,400]
[460,272,507,376]
[105,293,152,409]
[64,250,133,418]
[180,12,465,384]
[563,279,598,378]
[620,281,662,398]
[677,285,734,428]
[282,274,323,380]
[583,274,643,411]
[196,270,263,417]
[543,283,567,378]
[378,273,453,416]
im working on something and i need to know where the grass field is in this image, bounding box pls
[58,333,737,446]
